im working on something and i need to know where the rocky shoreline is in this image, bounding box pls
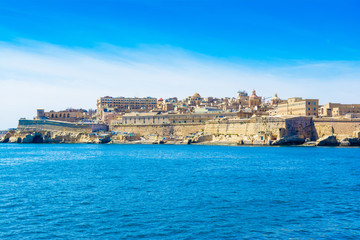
[1,129,360,147]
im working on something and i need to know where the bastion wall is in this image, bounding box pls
[18,120,108,133]
[204,116,316,140]
[111,116,316,140]
[313,119,360,138]
[110,123,205,137]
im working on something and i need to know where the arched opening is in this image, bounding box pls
[32,135,43,143]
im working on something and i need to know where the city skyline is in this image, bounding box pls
[1,0,360,129]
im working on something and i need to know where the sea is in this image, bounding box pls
[0,144,359,239]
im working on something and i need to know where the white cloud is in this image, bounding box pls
[0,40,359,129]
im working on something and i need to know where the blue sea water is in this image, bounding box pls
[0,144,359,239]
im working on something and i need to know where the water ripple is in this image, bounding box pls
[0,144,359,239]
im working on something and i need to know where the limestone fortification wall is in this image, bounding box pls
[18,119,108,133]
[205,117,285,138]
[314,119,360,138]
[285,117,317,140]
[15,118,360,144]
[204,116,316,140]
[111,116,317,141]
[111,123,205,137]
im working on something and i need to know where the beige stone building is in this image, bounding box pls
[97,96,157,122]
[111,112,238,126]
[319,103,360,117]
[97,96,157,111]
[270,93,282,106]
[249,90,262,108]
[276,97,319,117]
[236,90,249,107]
[184,93,203,106]
[38,109,92,122]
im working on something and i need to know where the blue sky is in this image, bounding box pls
[1,0,359,60]
[0,0,360,128]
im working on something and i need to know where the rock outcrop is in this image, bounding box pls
[339,137,360,146]
[271,136,305,145]
[0,130,100,144]
[316,135,339,146]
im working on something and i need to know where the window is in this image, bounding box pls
[314,102,316,105]
[308,108,310,110]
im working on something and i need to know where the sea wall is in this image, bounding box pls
[18,119,108,133]
[204,116,315,140]
[314,119,360,139]
[111,116,317,142]
[205,117,285,140]
[111,123,205,137]
[7,117,359,145]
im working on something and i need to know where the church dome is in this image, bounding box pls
[272,93,280,100]
[250,90,259,99]
[192,93,201,99]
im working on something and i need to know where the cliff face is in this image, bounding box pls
[1,130,100,144]
[0,119,108,144]
[18,119,108,133]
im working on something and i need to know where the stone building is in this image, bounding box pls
[40,109,92,122]
[276,97,319,117]
[184,93,203,106]
[111,111,238,126]
[97,96,157,111]
[157,98,175,112]
[236,90,249,108]
[97,96,157,122]
[249,90,262,108]
[319,103,360,117]
[270,93,282,106]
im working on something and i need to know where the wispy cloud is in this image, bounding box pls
[0,40,359,129]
